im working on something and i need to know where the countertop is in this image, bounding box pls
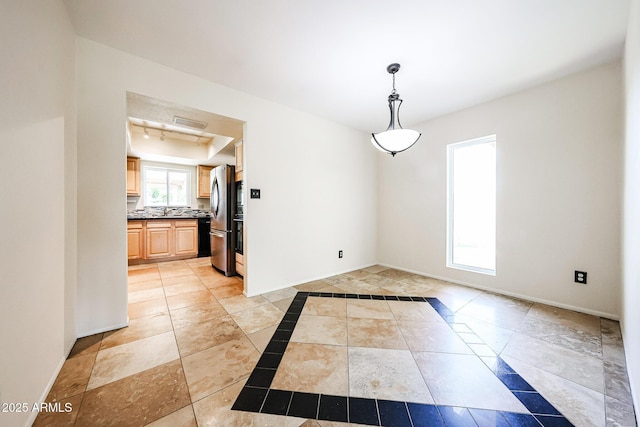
[127,208,211,220]
[127,214,211,220]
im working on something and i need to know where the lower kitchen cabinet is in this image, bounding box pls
[128,219,198,263]
[175,220,198,256]
[146,221,173,259]
[127,221,145,260]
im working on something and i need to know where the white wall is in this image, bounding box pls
[378,61,622,318]
[622,0,640,419]
[75,38,377,335]
[0,1,76,426]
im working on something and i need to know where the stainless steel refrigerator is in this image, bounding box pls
[210,164,236,276]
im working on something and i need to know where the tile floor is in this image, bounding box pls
[35,259,636,426]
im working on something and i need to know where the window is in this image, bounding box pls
[143,166,191,207]
[447,135,496,275]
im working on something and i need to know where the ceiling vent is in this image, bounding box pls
[173,116,208,130]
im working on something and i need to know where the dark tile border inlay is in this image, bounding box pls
[232,291,574,426]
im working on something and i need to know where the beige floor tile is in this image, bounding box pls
[516,315,602,358]
[263,287,299,302]
[128,278,163,293]
[504,355,606,427]
[163,280,208,297]
[87,331,180,390]
[201,274,242,289]
[272,343,348,395]
[502,332,605,393]
[128,297,169,320]
[455,315,514,354]
[174,315,244,357]
[208,281,245,298]
[398,320,473,354]
[42,259,633,427]
[294,280,332,291]
[158,261,194,278]
[101,312,173,350]
[182,336,260,402]
[33,393,83,426]
[527,302,602,336]
[301,297,346,317]
[230,303,284,334]
[146,405,197,427]
[161,273,203,287]
[193,380,290,427]
[128,286,166,304]
[166,289,218,311]
[346,299,394,319]
[347,317,407,349]
[387,300,444,322]
[344,269,376,279]
[46,352,96,401]
[217,294,268,314]
[376,268,416,280]
[380,281,434,296]
[247,324,278,353]
[413,352,527,412]
[362,265,388,274]
[127,269,161,285]
[430,281,484,300]
[291,315,348,346]
[272,297,294,312]
[170,300,228,329]
[349,347,433,404]
[77,360,190,426]
[334,281,381,294]
[457,292,532,330]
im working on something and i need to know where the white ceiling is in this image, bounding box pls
[63,0,630,132]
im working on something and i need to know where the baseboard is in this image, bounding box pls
[24,351,68,427]
[377,263,619,320]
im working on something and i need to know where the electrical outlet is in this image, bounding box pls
[338,250,343,259]
[575,271,587,284]
[250,188,261,199]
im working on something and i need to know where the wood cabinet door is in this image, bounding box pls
[146,224,172,258]
[175,225,198,256]
[234,141,243,181]
[127,157,140,196]
[197,165,213,198]
[127,222,145,260]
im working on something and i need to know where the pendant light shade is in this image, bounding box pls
[371,63,421,156]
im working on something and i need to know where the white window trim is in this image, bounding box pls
[142,165,192,207]
[446,134,497,276]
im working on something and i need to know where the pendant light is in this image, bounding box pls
[371,63,421,156]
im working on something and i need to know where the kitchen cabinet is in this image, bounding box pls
[236,252,244,277]
[129,219,198,263]
[127,221,145,260]
[127,157,141,196]
[174,220,198,256]
[145,221,172,259]
[197,165,213,198]
[235,140,243,182]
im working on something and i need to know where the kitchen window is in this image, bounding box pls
[143,166,191,207]
[447,135,496,275]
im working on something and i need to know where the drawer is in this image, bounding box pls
[146,221,172,229]
[174,219,198,227]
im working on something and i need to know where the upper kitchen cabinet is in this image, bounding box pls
[235,140,243,182]
[197,165,213,198]
[127,156,141,196]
